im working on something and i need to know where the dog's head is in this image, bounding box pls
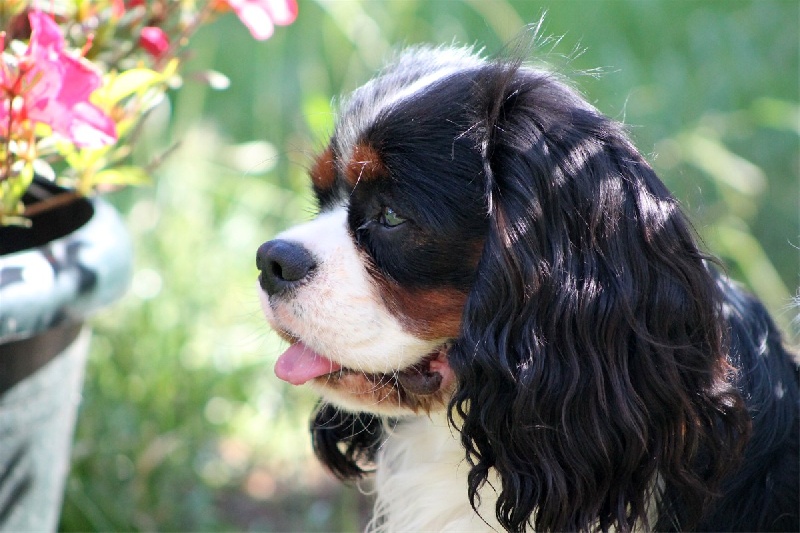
[257,46,749,532]
[257,47,489,416]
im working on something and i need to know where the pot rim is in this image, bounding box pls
[0,195,133,343]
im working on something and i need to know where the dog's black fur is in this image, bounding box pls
[297,51,800,532]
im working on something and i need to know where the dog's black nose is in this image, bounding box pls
[256,240,316,296]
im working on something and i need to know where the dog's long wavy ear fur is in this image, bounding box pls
[311,402,385,480]
[449,61,752,533]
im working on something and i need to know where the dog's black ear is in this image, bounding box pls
[310,402,384,480]
[448,62,751,532]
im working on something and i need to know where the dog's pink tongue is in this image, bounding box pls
[274,342,342,385]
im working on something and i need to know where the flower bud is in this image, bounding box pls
[139,26,169,59]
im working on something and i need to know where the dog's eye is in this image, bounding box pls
[379,206,406,228]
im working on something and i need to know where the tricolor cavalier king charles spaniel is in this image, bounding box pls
[256,46,799,532]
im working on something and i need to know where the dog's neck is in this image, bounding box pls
[368,413,501,533]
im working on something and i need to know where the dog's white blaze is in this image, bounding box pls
[336,46,484,168]
[264,206,439,374]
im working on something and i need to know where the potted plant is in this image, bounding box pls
[0,1,296,530]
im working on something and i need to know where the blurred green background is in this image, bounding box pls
[60,0,799,531]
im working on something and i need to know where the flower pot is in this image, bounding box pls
[0,180,132,531]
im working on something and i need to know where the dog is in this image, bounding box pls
[256,46,799,532]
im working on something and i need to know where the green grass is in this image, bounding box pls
[60,1,798,531]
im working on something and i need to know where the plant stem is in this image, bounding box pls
[22,190,81,218]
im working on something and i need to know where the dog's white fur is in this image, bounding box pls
[369,415,501,533]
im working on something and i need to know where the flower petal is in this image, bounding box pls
[56,54,104,104]
[66,102,119,148]
[264,0,298,26]
[27,11,65,53]
[225,0,276,40]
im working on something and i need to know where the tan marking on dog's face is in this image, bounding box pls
[310,146,337,191]
[345,143,386,187]
[379,284,468,341]
[369,238,485,341]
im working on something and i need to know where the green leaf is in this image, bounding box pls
[90,166,152,188]
[14,163,35,198]
[97,69,165,107]
[0,161,34,221]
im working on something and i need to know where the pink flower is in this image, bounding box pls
[0,11,117,148]
[139,26,170,58]
[111,0,126,19]
[223,0,298,40]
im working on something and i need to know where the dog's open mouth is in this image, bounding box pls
[274,341,453,396]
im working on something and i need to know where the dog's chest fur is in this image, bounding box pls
[368,416,660,533]
[369,415,500,532]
